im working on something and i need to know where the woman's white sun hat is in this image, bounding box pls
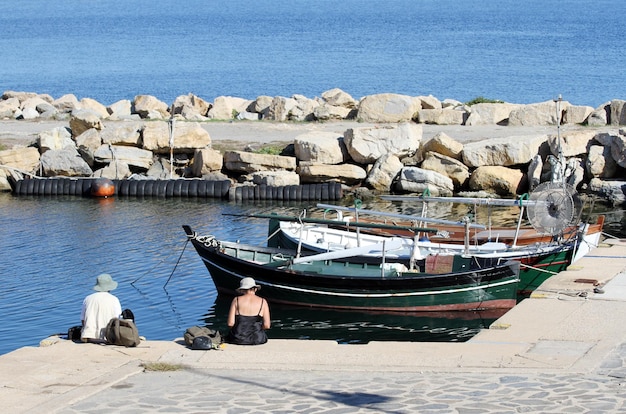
[237,277,261,292]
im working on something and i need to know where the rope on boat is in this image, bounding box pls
[163,238,190,290]
[518,263,559,276]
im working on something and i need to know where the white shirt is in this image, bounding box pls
[81,291,122,340]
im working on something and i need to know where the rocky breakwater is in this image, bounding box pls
[0,89,625,204]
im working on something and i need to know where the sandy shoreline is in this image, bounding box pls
[0,119,607,151]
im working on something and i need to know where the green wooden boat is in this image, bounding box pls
[183,225,520,312]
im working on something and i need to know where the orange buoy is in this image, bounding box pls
[90,178,115,198]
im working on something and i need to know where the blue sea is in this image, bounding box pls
[0,0,624,108]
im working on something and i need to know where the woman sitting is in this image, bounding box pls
[226,277,271,345]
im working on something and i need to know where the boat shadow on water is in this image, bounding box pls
[200,295,510,344]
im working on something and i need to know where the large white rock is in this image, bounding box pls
[251,170,300,186]
[462,135,547,167]
[610,99,626,125]
[588,178,626,206]
[294,131,348,164]
[420,151,469,189]
[420,132,463,160]
[356,93,421,123]
[40,146,93,177]
[344,122,422,164]
[508,100,563,126]
[191,148,223,177]
[223,151,296,173]
[101,123,142,146]
[93,145,154,170]
[75,128,102,167]
[547,130,596,157]
[69,109,103,137]
[142,121,211,154]
[297,162,366,185]
[469,166,524,196]
[37,127,73,153]
[80,97,109,119]
[610,132,626,168]
[464,103,520,125]
[133,95,170,119]
[321,88,357,108]
[208,96,252,120]
[365,153,403,192]
[0,147,40,173]
[415,108,466,125]
[394,167,454,196]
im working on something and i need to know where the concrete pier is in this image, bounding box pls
[2,239,626,413]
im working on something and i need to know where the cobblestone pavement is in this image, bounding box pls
[58,346,626,414]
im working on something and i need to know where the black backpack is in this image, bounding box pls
[184,326,221,349]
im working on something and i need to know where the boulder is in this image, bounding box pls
[93,145,154,170]
[223,151,296,173]
[253,95,273,118]
[191,148,223,177]
[0,147,40,173]
[610,132,626,168]
[101,123,142,146]
[20,107,40,120]
[92,160,132,179]
[508,100,562,126]
[547,130,596,157]
[420,132,463,160]
[415,108,466,125]
[469,166,525,196]
[464,103,520,125]
[287,95,319,121]
[142,121,211,154]
[321,88,357,108]
[107,100,133,119]
[588,178,626,206]
[393,167,454,196]
[297,162,366,185]
[172,93,211,118]
[80,98,109,119]
[462,134,547,167]
[365,153,403,192]
[40,146,93,177]
[266,96,298,121]
[75,128,102,167]
[564,157,585,189]
[356,93,421,123]
[251,170,300,186]
[146,158,179,179]
[312,104,352,121]
[133,95,170,119]
[563,105,593,124]
[208,96,252,120]
[294,131,348,164]
[69,109,104,137]
[587,103,609,126]
[610,99,626,125]
[527,154,543,191]
[417,95,442,110]
[37,127,73,153]
[344,122,422,164]
[420,152,469,189]
[52,94,81,113]
[0,97,20,118]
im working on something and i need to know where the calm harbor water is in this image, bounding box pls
[0,194,488,355]
[1,193,623,356]
[1,0,625,107]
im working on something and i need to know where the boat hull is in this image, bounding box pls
[185,230,520,312]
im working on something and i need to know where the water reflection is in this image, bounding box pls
[201,295,509,344]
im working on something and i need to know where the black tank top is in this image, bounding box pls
[226,297,268,345]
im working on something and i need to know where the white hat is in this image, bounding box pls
[93,273,118,292]
[237,277,260,292]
